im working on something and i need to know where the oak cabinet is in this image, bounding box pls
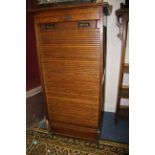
[34,3,104,140]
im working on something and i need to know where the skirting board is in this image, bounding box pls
[26,86,42,98]
[103,104,116,113]
[26,90,45,129]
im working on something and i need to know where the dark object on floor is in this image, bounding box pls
[101,112,129,144]
[27,128,129,155]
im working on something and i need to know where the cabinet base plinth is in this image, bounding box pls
[49,122,100,141]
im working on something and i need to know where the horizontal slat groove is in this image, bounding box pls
[39,29,100,45]
[47,96,99,107]
[47,101,98,115]
[40,45,100,61]
[51,121,98,131]
[49,112,98,128]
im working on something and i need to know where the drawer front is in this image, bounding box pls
[39,20,98,31]
[35,7,101,24]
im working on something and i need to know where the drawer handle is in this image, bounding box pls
[78,22,90,28]
[41,23,55,30]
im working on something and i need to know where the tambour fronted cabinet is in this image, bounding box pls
[34,3,105,140]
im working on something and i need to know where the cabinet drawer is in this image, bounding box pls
[35,7,101,24]
[39,21,98,31]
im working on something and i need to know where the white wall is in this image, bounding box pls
[103,0,129,112]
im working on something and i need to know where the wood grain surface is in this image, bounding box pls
[34,3,104,140]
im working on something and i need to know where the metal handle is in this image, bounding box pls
[78,22,90,28]
[41,23,55,30]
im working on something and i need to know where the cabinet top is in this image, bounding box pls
[27,2,104,14]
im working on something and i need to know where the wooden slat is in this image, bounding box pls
[123,63,129,73]
[51,121,99,140]
[120,105,129,109]
[42,60,99,78]
[38,27,101,129]
[49,112,99,128]
[120,85,129,98]
[39,29,100,45]
[40,45,100,61]
[42,60,99,102]
[116,108,129,119]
